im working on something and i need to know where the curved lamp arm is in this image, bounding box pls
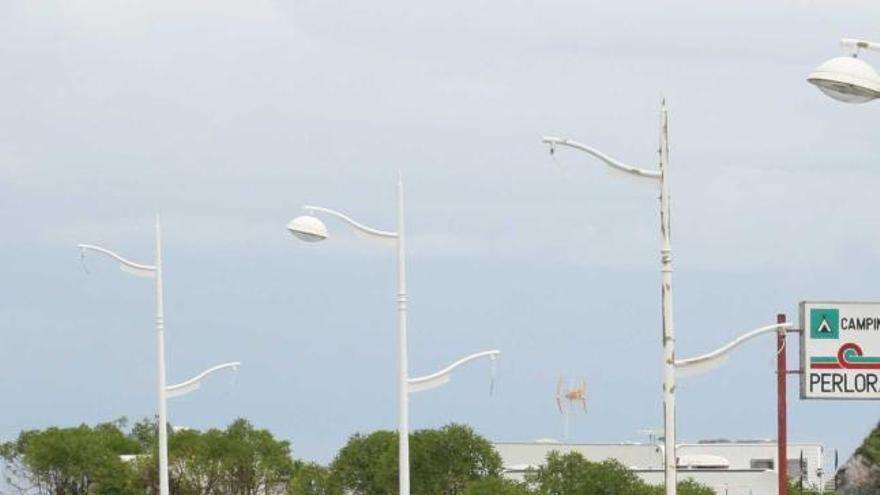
[166,362,241,399]
[408,350,500,394]
[541,137,661,180]
[675,323,793,377]
[77,244,156,278]
[304,205,398,241]
[842,38,880,56]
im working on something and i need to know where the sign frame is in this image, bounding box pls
[800,301,880,400]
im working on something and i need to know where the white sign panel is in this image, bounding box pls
[801,301,880,399]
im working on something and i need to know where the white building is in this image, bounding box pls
[494,439,826,495]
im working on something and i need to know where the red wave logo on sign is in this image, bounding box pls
[811,343,880,370]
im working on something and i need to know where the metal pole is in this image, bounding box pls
[778,313,788,495]
[564,408,570,442]
[156,216,170,495]
[397,174,410,495]
[659,100,677,495]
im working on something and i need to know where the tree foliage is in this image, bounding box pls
[330,429,397,495]
[0,419,143,495]
[669,479,717,495]
[526,451,715,495]
[462,477,531,495]
[219,418,296,494]
[410,424,503,495]
[527,451,649,495]
[0,420,720,495]
[0,418,296,495]
[289,462,341,495]
[331,424,502,495]
[163,418,295,495]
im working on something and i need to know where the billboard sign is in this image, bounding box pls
[801,302,880,399]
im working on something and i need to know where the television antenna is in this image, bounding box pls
[637,428,664,445]
[556,376,587,441]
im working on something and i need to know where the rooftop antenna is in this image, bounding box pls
[556,376,587,442]
[638,428,664,445]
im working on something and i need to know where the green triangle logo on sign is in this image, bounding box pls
[810,308,839,340]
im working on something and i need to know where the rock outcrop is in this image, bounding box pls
[836,453,880,493]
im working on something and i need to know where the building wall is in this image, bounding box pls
[680,443,824,487]
[502,466,776,495]
[636,469,778,495]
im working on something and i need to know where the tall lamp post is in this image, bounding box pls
[78,217,241,495]
[804,37,879,492]
[542,101,677,495]
[286,175,499,495]
[807,38,880,103]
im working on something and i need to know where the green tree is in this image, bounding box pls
[527,451,650,495]
[0,419,143,495]
[289,462,341,495]
[674,479,717,495]
[331,430,397,495]
[128,416,159,451]
[123,417,297,495]
[331,424,502,495]
[123,417,161,493]
[410,424,503,495]
[787,478,825,495]
[463,477,532,495]
[217,418,296,494]
[166,427,228,495]
[527,451,715,495]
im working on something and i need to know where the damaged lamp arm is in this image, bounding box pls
[166,362,242,399]
[541,137,661,180]
[408,350,500,393]
[675,323,793,376]
[77,244,156,277]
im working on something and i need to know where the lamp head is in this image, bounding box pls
[287,215,328,242]
[807,56,880,103]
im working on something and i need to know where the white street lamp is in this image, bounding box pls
[542,101,676,495]
[808,38,880,103]
[78,217,241,495]
[166,362,242,399]
[287,175,499,495]
[408,350,500,393]
[287,215,329,242]
[675,323,792,377]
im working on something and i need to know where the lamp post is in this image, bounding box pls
[542,101,676,495]
[807,38,880,103]
[286,175,499,495]
[78,217,241,495]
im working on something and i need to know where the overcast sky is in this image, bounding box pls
[1,0,879,472]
